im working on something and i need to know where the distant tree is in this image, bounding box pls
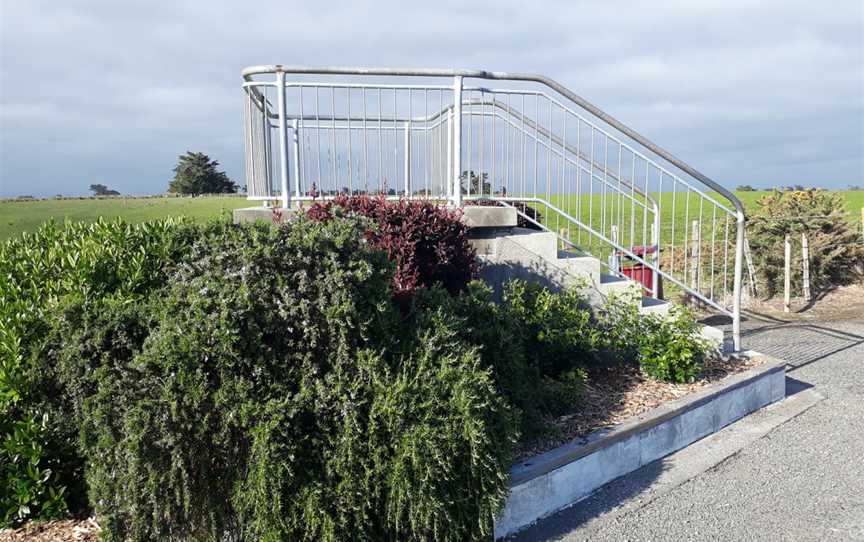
[848,184,863,191]
[89,183,120,196]
[736,184,756,192]
[168,151,237,195]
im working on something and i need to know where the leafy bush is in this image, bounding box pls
[749,189,863,296]
[0,218,192,527]
[305,195,478,300]
[637,306,710,383]
[3,208,716,536]
[48,217,514,542]
[408,280,595,434]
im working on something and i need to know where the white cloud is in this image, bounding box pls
[0,0,862,196]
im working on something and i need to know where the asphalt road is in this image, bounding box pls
[513,314,864,542]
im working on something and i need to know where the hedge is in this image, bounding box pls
[1,203,713,535]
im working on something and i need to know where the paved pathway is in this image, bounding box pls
[513,315,864,541]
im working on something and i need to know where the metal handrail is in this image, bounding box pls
[241,65,745,351]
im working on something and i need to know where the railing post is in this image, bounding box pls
[732,211,745,351]
[292,119,301,201]
[404,121,411,196]
[651,216,660,298]
[446,110,452,199]
[452,76,463,206]
[276,69,290,209]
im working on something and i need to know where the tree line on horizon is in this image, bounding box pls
[84,151,239,198]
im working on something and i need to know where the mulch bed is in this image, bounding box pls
[518,353,765,459]
[0,517,100,542]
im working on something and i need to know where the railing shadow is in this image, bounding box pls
[736,309,864,372]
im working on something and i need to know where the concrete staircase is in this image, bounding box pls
[462,206,725,348]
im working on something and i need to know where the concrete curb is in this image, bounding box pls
[494,352,787,539]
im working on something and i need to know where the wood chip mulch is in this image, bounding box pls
[0,517,100,542]
[518,353,766,459]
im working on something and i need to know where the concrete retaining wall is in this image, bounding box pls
[494,353,786,539]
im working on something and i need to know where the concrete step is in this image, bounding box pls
[639,296,670,317]
[698,324,730,353]
[598,273,643,297]
[461,206,517,228]
[504,228,559,262]
[557,250,602,278]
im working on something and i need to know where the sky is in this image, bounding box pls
[1,0,862,198]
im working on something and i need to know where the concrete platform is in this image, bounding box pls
[494,352,787,539]
[461,205,518,228]
[233,206,294,224]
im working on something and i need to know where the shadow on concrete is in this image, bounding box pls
[505,459,668,541]
[785,376,814,396]
[739,319,864,373]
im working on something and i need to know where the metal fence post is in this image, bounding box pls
[732,211,745,351]
[276,69,290,209]
[404,121,411,196]
[292,119,301,201]
[452,76,463,206]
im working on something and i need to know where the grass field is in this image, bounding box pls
[1,191,861,242]
[0,196,252,241]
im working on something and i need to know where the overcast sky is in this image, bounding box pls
[1,0,862,197]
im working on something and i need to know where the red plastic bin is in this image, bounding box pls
[615,245,661,297]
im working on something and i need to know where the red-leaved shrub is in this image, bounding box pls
[305,195,478,299]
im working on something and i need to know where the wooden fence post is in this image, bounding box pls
[784,233,791,313]
[801,232,811,303]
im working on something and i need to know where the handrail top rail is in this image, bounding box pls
[241,64,745,220]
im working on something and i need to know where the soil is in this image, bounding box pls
[743,283,864,322]
[518,353,767,460]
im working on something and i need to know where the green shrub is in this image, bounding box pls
[749,189,864,296]
[51,216,515,541]
[407,280,594,435]
[593,292,646,364]
[3,210,718,536]
[637,306,710,383]
[0,218,192,527]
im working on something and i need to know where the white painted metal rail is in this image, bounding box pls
[241,65,747,350]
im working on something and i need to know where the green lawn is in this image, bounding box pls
[1,191,861,243]
[0,196,253,241]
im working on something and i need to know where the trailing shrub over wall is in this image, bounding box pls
[2,210,716,535]
[305,195,478,299]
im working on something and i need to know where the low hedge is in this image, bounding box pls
[1,203,713,536]
[45,217,514,541]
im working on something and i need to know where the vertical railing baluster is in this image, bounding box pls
[452,76,463,206]
[276,70,290,208]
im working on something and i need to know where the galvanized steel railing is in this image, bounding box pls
[241,66,746,350]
